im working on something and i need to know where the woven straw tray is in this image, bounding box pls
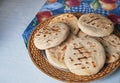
[28,13,120,83]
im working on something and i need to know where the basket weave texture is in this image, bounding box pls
[28,13,120,83]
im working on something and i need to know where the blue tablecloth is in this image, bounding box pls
[22,0,120,47]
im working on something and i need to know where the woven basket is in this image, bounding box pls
[28,13,120,83]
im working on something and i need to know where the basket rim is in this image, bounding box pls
[28,13,120,83]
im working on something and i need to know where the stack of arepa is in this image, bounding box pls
[33,13,120,76]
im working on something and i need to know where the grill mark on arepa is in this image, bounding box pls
[77,56,91,60]
[43,35,46,37]
[73,47,84,54]
[36,33,40,36]
[92,61,96,68]
[87,42,96,47]
[73,47,84,50]
[46,40,51,43]
[69,57,74,61]
[51,28,60,32]
[81,67,86,69]
[73,47,92,57]
[73,52,76,55]
[93,50,97,52]
[86,18,100,24]
[112,55,116,58]
[74,63,81,65]
[118,43,120,45]
[61,46,67,51]
[86,62,89,64]
[91,22,95,25]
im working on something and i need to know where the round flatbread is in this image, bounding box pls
[78,13,114,37]
[49,13,79,35]
[65,37,105,75]
[46,34,77,69]
[97,34,120,63]
[77,31,120,63]
[34,23,70,50]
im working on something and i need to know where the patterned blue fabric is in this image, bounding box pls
[22,0,120,47]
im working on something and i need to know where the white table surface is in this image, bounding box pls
[0,0,120,83]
